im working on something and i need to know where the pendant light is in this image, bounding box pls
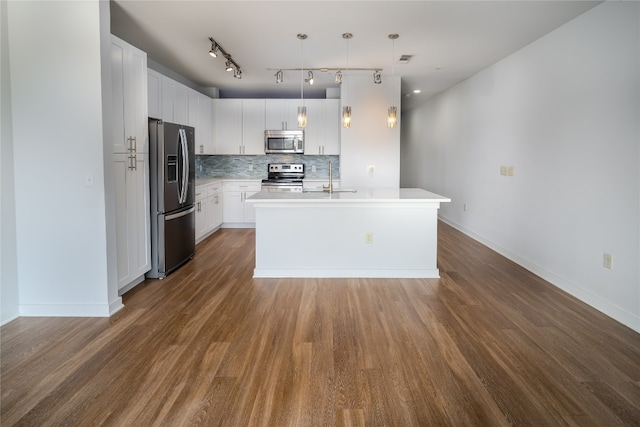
[387,34,399,128]
[342,33,353,128]
[297,33,307,128]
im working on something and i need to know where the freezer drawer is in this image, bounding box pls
[148,205,195,279]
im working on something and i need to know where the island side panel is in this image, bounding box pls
[253,203,440,278]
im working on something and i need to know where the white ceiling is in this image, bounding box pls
[111,0,600,110]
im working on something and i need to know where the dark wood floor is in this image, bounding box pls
[2,222,640,426]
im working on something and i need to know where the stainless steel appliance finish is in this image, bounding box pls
[148,118,196,279]
[264,130,304,154]
[261,163,305,192]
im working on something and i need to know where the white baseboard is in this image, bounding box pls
[254,268,440,279]
[19,303,116,318]
[439,216,640,333]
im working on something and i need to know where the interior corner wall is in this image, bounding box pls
[401,2,640,332]
[1,0,20,325]
[7,0,114,317]
[340,75,401,189]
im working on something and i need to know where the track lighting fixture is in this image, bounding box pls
[306,70,314,85]
[373,70,382,84]
[335,70,343,84]
[275,70,283,83]
[207,37,242,79]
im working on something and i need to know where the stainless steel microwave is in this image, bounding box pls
[264,130,304,154]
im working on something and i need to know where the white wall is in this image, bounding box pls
[5,0,120,318]
[1,0,20,324]
[401,2,640,332]
[340,75,401,189]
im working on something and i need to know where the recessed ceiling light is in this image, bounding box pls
[413,89,421,94]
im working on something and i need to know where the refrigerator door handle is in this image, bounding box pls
[165,205,195,221]
[178,128,188,204]
[182,129,189,202]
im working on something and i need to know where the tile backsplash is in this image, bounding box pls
[196,155,340,180]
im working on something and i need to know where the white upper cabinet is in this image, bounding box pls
[214,99,243,154]
[211,97,340,156]
[147,68,162,120]
[149,70,214,153]
[111,35,148,154]
[265,99,301,130]
[321,99,340,155]
[161,75,188,125]
[242,99,266,155]
[198,94,214,154]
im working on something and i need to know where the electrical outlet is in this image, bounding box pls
[367,165,376,173]
[500,166,507,176]
[463,203,467,212]
[603,253,613,269]
[507,166,514,176]
[85,174,94,187]
[312,165,317,173]
[248,163,253,172]
[365,232,373,244]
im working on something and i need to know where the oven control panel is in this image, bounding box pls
[268,163,304,173]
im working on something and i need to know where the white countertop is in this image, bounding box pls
[247,188,451,204]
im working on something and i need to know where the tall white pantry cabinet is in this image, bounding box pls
[110,35,151,292]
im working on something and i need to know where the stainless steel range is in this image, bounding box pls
[261,163,304,192]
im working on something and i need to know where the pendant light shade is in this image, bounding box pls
[342,106,352,128]
[387,34,399,128]
[298,106,307,128]
[342,33,353,128]
[387,106,397,128]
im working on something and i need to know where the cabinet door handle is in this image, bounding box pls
[128,154,137,170]
[197,201,201,211]
[132,136,137,153]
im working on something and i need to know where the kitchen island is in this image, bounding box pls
[246,188,451,278]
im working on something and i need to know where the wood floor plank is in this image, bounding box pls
[2,223,640,426]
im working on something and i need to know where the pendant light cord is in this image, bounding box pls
[300,35,304,105]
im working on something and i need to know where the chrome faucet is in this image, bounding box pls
[323,160,334,193]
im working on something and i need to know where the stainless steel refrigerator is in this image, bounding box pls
[147,118,195,279]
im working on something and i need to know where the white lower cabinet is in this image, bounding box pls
[195,181,223,243]
[222,180,261,227]
[113,153,151,291]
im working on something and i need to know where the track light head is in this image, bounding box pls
[225,60,233,72]
[234,68,242,79]
[306,70,314,85]
[209,42,218,58]
[373,70,382,84]
[275,70,283,83]
[335,70,343,84]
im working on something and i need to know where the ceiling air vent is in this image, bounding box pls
[398,54,413,64]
